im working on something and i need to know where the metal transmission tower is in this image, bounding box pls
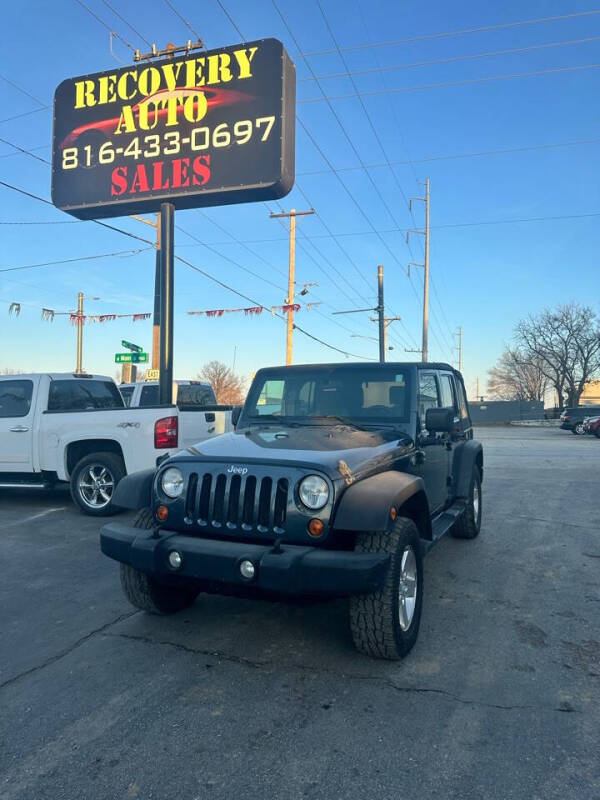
[269,208,315,365]
[406,177,430,362]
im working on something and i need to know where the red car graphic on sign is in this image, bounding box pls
[60,86,252,149]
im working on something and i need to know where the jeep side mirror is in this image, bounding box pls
[231,406,243,427]
[425,407,454,433]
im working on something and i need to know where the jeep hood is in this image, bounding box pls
[172,425,414,481]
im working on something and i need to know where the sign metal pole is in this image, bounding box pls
[159,203,175,406]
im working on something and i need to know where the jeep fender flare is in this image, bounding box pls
[452,439,483,499]
[332,472,431,538]
[112,468,156,511]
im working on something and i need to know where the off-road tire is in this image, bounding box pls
[349,518,423,660]
[452,466,482,539]
[119,508,199,614]
[70,452,126,517]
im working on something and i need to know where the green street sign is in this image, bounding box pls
[121,340,143,353]
[115,352,148,363]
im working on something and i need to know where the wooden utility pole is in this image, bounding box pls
[456,325,463,372]
[269,208,314,365]
[75,291,84,373]
[407,177,431,363]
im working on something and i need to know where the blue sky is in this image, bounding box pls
[1,0,599,398]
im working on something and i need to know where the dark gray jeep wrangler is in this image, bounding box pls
[101,362,483,660]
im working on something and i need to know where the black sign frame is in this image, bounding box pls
[51,38,295,219]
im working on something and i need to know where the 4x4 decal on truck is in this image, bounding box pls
[117,422,141,428]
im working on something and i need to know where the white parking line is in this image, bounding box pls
[3,507,68,530]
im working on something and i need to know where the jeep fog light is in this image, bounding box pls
[161,467,184,498]
[240,560,255,579]
[168,550,182,569]
[299,475,329,510]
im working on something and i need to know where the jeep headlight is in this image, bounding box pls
[161,467,184,498]
[298,475,329,510]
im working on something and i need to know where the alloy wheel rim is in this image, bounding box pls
[398,546,418,632]
[473,480,480,522]
[78,464,114,508]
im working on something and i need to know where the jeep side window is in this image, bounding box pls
[439,374,457,411]
[456,379,470,422]
[418,373,440,428]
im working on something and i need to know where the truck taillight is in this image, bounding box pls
[155,416,178,449]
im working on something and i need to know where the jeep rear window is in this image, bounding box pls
[247,368,411,423]
[47,380,124,411]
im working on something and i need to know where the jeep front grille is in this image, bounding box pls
[184,471,289,534]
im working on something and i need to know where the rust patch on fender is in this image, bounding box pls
[337,459,355,485]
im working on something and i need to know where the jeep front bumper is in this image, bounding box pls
[100,523,390,596]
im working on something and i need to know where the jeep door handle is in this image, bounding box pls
[10,425,29,432]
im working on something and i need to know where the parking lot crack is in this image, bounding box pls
[0,610,139,691]
[105,632,264,669]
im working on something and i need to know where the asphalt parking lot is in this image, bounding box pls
[1,427,599,800]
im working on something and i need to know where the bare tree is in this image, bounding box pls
[199,360,246,405]
[515,303,600,408]
[487,348,548,402]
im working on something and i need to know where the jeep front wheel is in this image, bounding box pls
[119,508,200,614]
[349,517,423,660]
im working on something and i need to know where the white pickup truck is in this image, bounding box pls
[118,380,235,447]
[0,373,184,516]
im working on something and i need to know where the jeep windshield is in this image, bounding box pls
[243,366,411,426]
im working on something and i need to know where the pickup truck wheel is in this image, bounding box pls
[452,466,482,539]
[120,564,199,615]
[70,452,125,516]
[349,518,423,660]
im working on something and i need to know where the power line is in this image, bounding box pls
[175,224,287,292]
[302,10,600,57]
[215,0,246,41]
[0,179,373,361]
[299,63,600,103]
[0,249,151,274]
[0,74,48,108]
[73,0,135,51]
[163,0,202,41]
[0,107,48,125]
[99,0,152,47]
[0,143,49,160]
[0,136,50,165]
[316,0,442,353]
[299,36,600,83]
[296,136,600,175]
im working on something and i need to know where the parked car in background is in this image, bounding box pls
[119,380,235,448]
[583,416,600,437]
[0,373,180,515]
[559,406,600,435]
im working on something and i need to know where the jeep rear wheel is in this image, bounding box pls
[349,517,423,660]
[452,466,482,539]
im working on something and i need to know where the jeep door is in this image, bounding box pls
[413,371,449,514]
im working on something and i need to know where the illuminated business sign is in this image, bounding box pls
[51,38,295,219]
